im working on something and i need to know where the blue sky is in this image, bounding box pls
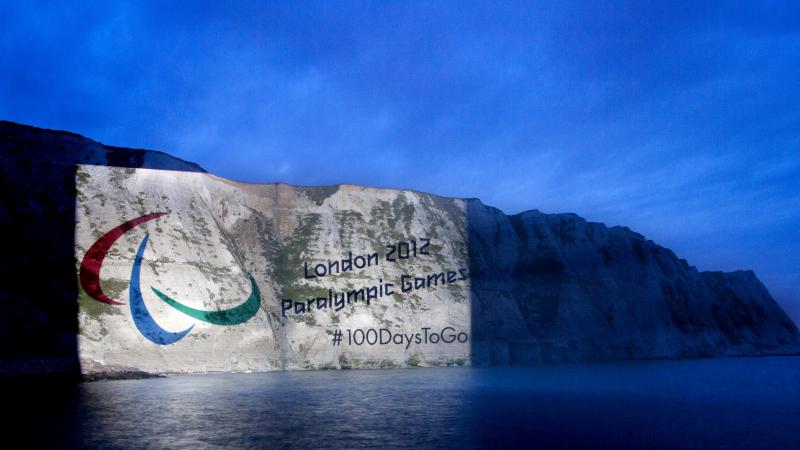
[2,1,799,322]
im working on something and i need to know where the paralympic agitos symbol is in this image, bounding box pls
[79,212,261,345]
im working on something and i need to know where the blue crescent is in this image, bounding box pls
[129,233,194,345]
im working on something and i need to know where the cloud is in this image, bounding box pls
[1,1,798,322]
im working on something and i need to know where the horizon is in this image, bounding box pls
[1,1,798,324]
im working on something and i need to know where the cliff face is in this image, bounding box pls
[1,121,797,376]
[467,206,799,363]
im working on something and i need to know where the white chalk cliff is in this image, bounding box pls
[1,121,797,377]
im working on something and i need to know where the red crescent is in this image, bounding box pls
[79,212,168,305]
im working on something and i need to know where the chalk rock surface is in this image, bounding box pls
[1,121,797,376]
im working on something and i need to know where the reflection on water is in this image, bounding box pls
[4,357,800,449]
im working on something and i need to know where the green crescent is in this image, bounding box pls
[150,274,262,326]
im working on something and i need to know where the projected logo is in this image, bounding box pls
[79,212,261,345]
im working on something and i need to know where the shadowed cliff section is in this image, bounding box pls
[0,121,205,172]
[0,121,204,377]
[466,201,800,363]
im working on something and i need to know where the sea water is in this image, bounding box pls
[5,356,799,449]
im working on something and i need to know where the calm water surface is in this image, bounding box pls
[5,356,800,449]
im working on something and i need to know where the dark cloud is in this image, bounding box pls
[1,1,798,322]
